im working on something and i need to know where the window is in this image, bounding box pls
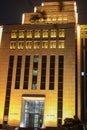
[50,29,56,38]
[18,41,24,49]
[32,56,38,90]
[63,16,68,23]
[23,56,30,89]
[26,41,32,49]
[10,41,16,49]
[33,70,38,76]
[15,56,22,89]
[52,17,57,22]
[42,30,48,38]
[59,29,65,38]
[58,55,64,124]
[34,41,40,49]
[40,56,47,90]
[49,56,55,90]
[58,40,64,48]
[19,30,25,38]
[4,56,14,118]
[34,30,40,38]
[58,16,62,23]
[50,41,56,48]
[42,41,48,48]
[47,17,51,22]
[26,30,32,38]
[11,30,17,38]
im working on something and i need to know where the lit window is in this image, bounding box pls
[52,17,57,22]
[11,31,17,38]
[42,41,48,48]
[59,29,65,38]
[58,40,64,48]
[47,17,51,22]
[33,69,38,76]
[50,29,56,38]
[34,41,40,49]
[18,41,24,49]
[26,41,32,49]
[19,30,25,38]
[50,41,56,48]
[26,30,32,38]
[42,30,48,38]
[34,30,40,38]
[63,16,68,23]
[10,41,16,49]
[58,16,62,22]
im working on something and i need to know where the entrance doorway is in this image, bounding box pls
[22,100,44,128]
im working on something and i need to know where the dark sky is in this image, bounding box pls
[0,0,87,25]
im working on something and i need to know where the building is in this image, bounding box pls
[0,0,80,128]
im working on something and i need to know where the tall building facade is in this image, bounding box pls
[0,1,80,128]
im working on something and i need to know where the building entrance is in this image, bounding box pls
[23,100,44,128]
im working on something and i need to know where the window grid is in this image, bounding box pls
[49,56,55,90]
[15,56,22,89]
[32,56,38,90]
[23,56,30,89]
[4,56,14,123]
[58,55,64,125]
[40,56,47,90]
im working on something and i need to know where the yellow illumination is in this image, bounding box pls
[22,13,25,24]
[0,108,4,124]
[8,100,21,126]
[74,2,78,24]
[77,24,80,43]
[77,24,81,119]
[0,26,3,47]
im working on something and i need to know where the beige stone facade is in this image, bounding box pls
[0,1,79,128]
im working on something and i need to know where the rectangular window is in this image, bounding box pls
[34,30,40,38]
[50,41,56,48]
[26,30,32,38]
[34,41,40,49]
[58,55,64,125]
[15,56,22,89]
[42,41,48,48]
[59,29,65,38]
[23,56,30,89]
[19,30,25,38]
[32,56,38,90]
[11,30,17,38]
[10,41,16,49]
[42,30,48,38]
[26,41,32,49]
[50,29,56,38]
[58,15,62,23]
[49,56,55,90]
[4,56,14,120]
[58,40,64,48]
[18,41,24,49]
[40,56,47,90]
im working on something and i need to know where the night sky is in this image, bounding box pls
[0,0,87,25]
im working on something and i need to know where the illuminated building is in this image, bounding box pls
[0,1,80,128]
